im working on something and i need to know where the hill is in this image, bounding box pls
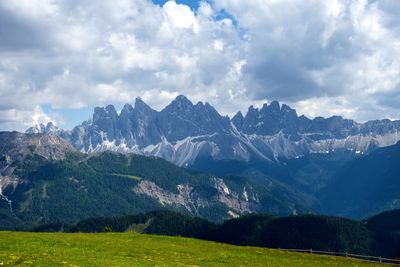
[367,209,400,233]
[365,209,400,257]
[0,231,384,266]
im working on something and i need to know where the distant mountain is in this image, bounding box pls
[26,122,62,135]
[0,131,74,161]
[320,142,400,218]
[29,95,400,167]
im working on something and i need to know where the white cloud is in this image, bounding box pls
[0,0,400,131]
[0,0,246,130]
[1,0,59,19]
[215,0,400,119]
[0,105,61,132]
[163,1,199,32]
[294,97,358,120]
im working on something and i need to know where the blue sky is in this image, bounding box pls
[1,0,400,131]
[152,0,201,9]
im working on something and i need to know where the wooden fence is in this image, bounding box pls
[278,248,400,265]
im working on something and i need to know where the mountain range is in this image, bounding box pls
[1,95,400,228]
[27,95,400,167]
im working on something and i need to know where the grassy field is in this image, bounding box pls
[0,231,384,266]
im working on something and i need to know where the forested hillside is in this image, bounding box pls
[0,133,314,229]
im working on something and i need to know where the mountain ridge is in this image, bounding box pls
[26,95,400,166]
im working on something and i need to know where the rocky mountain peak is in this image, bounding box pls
[246,105,259,118]
[0,132,75,163]
[269,100,280,111]
[176,94,192,104]
[259,101,283,115]
[233,111,244,120]
[25,123,45,134]
[93,106,106,117]
[163,95,194,114]
[231,111,244,130]
[204,102,219,114]
[281,103,296,114]
[92,105,120,140]
[93,106,116,121]
[105,105,118,117]
[195,101,204,108]
[120,103,134,116]
[240,101,301,135]
[132,98,157,118]
[25,122,61,135]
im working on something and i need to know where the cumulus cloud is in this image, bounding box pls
[0,105,62,131]
[216,0,400,121]
[0,0,245,130]
[0,0,399,131]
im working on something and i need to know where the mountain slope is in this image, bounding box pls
[320,142,400,218]
[191,150,356,195]
[0,132,316,229]
[0,131,75,219]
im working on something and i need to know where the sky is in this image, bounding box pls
[1,0,400,131]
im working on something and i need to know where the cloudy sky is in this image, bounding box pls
[1,0,400,131]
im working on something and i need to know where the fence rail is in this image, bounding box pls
[278,248,400,265]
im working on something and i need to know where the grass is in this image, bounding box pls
[0,231,384,266]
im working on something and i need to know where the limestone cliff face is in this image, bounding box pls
[133,177,261,217]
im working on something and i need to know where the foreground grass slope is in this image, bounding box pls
[0,232,382,266]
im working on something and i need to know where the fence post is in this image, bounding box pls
[310,249,313,254]
[345,252,348,258]
[379,256,382,263]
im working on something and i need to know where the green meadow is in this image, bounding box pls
[0,231,383,266]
